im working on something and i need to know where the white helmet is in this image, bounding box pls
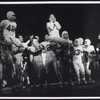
[84,39,91,46]
[6,11,16,21]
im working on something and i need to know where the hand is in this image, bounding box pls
[31,35,34,38]
[30,35,34,40]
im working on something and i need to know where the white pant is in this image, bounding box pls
[5,35,21,47]
[83,62,91,75]
[73,61,85,77]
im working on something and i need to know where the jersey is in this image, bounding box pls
[96,42,100,54]
[0,19,17,37]
[40,41,56,64]
[83,45,95,53]
[82,45,95,62]
[46,21,61,37]
[41,41,51,53]
[41,41,55,56]
[73,46,83,63]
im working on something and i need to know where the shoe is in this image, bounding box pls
[69,81,74,87]
[2,80,7,87]
[39,85,44,90]
[88,80,95,84]
[44,83,50,90]
[60,84,63,88]
[45,85,50,90]
[78,81,81,85]
[91,80,95,83]
[12,88,19,93]
[32,84,37,91]
[83,80,87,85]
[59,82,63,88]
[25,84,30,88]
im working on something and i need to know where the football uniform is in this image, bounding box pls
[83,45,95,75]
[40,41,63,86]
[40,41,56,68]
[72,45,86,82]
[0,19,21,47]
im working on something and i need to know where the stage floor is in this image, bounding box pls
[1,81,100,97]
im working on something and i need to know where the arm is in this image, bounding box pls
[54,21,61,30]
[46,22,54,30]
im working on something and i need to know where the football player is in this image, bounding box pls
[0,11,26,51]
[61,31,74,86]
[72,39,87,85]
[83,39,95,84]
[96,34,100,83]
[46,14,71,48]
[40,34,63,89]
[11,35,32,91]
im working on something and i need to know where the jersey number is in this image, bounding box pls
[47,44,51,51]
[6,25,15,32]
[74,50,81,55]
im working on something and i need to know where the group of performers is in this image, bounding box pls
[0,11,100,93]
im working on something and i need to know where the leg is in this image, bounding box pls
[73,62,81,85]
[0,61,3,92]
[78,62,87,84]
[53,60,63,88]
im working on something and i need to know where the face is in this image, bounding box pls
[7,11,16,21]
[62,33,69,39]
[84,40,88,46]
[45,35,50,41]
[8,13,16,21]
[19,35,23,42]
[49,14,56,22]
[84,41,88,47]
[74,39,79,46]
[10,14,16,21]
[35,36,39,41]
[79,38,83,45]
[98,35,100,39]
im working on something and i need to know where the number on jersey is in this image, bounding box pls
[47,44,51,51]
[74,49,81,55]
[6,25,15,32]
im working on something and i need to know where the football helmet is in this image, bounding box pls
[6,11,16,21]
[84,39,91,46]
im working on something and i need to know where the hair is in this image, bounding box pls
[16,34,23,38]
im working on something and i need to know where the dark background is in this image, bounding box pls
[0,4,100,47]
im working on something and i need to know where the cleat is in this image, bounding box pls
[25,84,30,88]
[91,80,95,83]
[88,80,95,84]
[78,81,81,85]
[12,88,19,93]
[83,80,87,85]
[59,82,63,88]
[45,85,50,90]
[60,84,63,88]
[69,81,74,87]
